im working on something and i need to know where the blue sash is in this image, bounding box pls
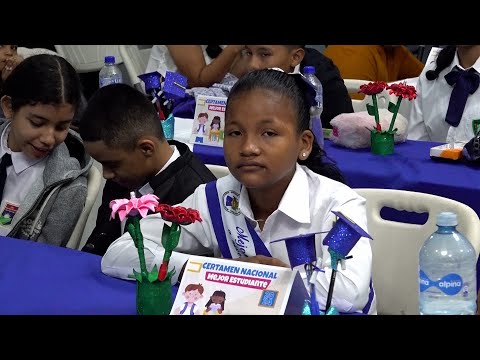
[204,180,375,314]
[205,181,271,258]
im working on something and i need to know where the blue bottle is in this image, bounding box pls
[419,211,477,315]
[99,56,123,88]
[302,66,324,149]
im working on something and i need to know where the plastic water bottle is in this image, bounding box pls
[99,56,123,88]
[302,66,324,149]
[419,211,477,315]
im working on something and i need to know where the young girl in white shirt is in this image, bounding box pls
[408,45,480,143]
[102,68,376,314]
[0,54,92,245]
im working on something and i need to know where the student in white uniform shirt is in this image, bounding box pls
[102,69,376,314]
[408,45,480,143]
[0,54,92,245]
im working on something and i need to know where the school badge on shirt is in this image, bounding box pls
[0,202,19,226]
[222,190,240,216]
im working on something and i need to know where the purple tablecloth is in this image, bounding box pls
[0,236,178,315]
[193,139,480,218]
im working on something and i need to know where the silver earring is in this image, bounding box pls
[302,152,306,158]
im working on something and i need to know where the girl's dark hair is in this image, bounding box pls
[204,290,226,311]
[206,45,223,59]
[226,69,345,184]
[425,46,456,81]
[2,54,82,113]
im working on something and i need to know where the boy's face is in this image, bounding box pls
[233,45,304,78]
[1,96,73,159]
[198,114,208,124]
[84,140,152,190]
[184,289,203,303]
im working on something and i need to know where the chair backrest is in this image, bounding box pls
[119,45,151,91]
[354,188,480,315]
[343,78,391,113]
[206,164,230,179]
[54,45,123,73]
[66,165,103,250]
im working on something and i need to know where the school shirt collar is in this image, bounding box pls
[449,51,480,74]
[238,163,311,224]
[137,145,180,195]
[0,122,45,173]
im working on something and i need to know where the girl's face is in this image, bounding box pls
[0,45,17,71]
[0,45,21,81]
[211,294,225,304]
[224,88,311,191]
[1,96,74,159]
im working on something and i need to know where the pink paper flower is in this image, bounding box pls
[109,192,160,221]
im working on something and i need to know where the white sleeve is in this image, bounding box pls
[101,187,215,284]
[17,47,60,59]
[310,194,373,313]
[407,73,430,141]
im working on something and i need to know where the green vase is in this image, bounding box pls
[136,279,173,315]
[370,131,394,155]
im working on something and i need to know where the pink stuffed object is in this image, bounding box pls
[329,108,408,149]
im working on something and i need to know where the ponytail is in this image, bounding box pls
[425,46,456,81]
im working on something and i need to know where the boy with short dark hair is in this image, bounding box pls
[230,45,354,128]
[79,84,216,255]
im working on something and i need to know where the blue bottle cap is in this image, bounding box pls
[303,65,316,74]
[104,56,115,64]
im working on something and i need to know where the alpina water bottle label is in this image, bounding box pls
[419,270,463,295]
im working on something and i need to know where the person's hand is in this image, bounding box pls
[234,255,289,268]
[1,55,23,81]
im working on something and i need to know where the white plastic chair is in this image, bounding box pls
[343,78,391,113]
[119,45,152,91]
[206,164,230,179]
[54,45,123,73]
[66,166,103,250]
[355,188,480,315]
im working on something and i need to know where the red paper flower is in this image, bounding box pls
[358,81,388,95]
[386,82,417,101]
[156,204,202,225]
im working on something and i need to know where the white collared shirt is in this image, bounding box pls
[0,123,47,236]
[119,145,181,234]
[137,145,180,196]
[408,51,480,143]
[102,164,375,314]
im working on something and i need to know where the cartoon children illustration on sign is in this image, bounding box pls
[174,283,204,315]
[203,290,226,315]
[208,116,222,142]
[195,112,209,135]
